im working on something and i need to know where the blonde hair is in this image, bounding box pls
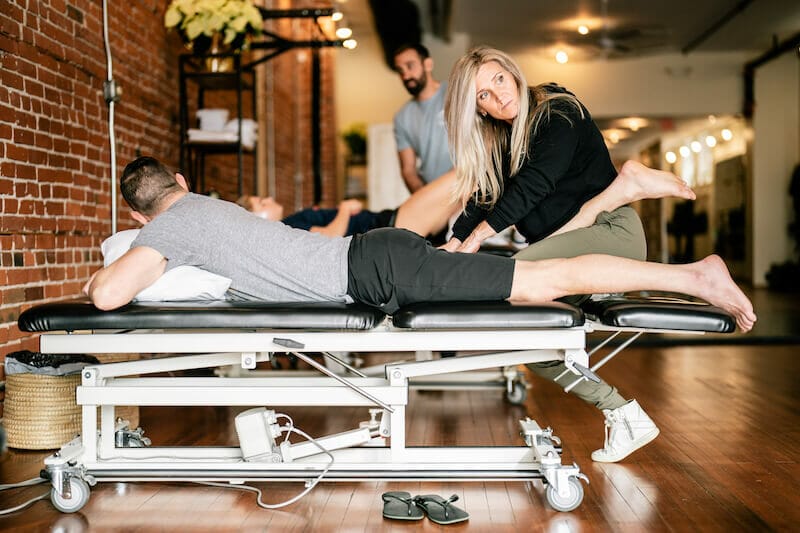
[444,46,584,208]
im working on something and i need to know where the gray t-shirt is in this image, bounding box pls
[393,82,453,184]
[132,193,353,303]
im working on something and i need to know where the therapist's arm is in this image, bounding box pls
[84,246,167,310]
[397,147,426,193]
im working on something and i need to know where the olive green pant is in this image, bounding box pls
[515,206,646,411]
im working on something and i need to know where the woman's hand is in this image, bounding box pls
[438,238,462,252]
[455,221,497,253]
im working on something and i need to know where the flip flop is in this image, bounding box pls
[414,494,469,525]
[382,491,424,521]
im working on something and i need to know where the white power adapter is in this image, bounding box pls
[234,407,283,462]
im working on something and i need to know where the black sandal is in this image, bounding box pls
[381,491,424,521]
[414,493,469,524]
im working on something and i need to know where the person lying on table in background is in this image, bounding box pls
[238,170,459,239]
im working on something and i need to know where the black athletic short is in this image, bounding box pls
[346,228,515,314]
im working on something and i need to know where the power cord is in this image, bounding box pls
[0,414,336,514]
[195,412,334,509]
[0,476,49,515]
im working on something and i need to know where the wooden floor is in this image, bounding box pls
[1,344,799,532]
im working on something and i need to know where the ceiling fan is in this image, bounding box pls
[558,0,670,60]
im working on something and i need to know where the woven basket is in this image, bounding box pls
[4,373,82,450]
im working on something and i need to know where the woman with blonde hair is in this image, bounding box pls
[443,45,694,255]
[442,46,697,464]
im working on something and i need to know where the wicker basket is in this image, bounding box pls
[4,373,82,450]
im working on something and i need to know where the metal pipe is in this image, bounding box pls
[312,47,322,204]
[742,31,800,118]
[681,0,754,55]
[101,0,117,235]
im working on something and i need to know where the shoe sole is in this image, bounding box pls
[591,427,660,463]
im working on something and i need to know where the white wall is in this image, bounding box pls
[752,52,800,286]
[334,32,470,132]
[335,34,408,131]
[513,50,753,118]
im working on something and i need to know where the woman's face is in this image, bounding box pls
[475,61,519,123]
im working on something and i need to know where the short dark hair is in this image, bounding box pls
[120,156,183,215]
[392,43,430,63]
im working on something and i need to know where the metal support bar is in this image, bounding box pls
[281,346,395,414]
[564,332,643,393]
[258,8,335,19]
[246,39,343,69]
[320,351,367,377]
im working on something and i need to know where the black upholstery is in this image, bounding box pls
[18,300,387,332]
[581,297,736,333]
[18,297,735,335]
[392,301,584,329]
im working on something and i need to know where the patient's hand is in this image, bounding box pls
[338,199,363,215]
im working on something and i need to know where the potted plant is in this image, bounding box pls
[164,0,264,68]
[342,122,367,162]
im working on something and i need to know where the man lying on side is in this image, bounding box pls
[87,157,756,335]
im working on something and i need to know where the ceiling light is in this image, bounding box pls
[679,146,691,158]
[721,128,733,141]
[705,135,717,147]
[609,131,620,144]
[624,117,648,132]
[690,141,702,153]
[665,151,677,164]
[331,11,343,22]
[555,50,569,64]
[335,27,352,39]
[578,25,589,35]
[342,39,358,50]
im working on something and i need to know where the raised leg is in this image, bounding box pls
[550,160,696,238]
[394,170,460,237]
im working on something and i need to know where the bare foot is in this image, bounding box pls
[618,160,696,203]
[691,255,757,332]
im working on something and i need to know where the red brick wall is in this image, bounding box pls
[0,0,339,410]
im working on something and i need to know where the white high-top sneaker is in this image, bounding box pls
[591,400,660,463]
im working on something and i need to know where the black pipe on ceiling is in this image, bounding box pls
[681,0,754,55]
[743,31,800,118]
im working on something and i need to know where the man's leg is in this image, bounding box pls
[508,254,756,332]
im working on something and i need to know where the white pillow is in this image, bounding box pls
[101,229,231,301]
